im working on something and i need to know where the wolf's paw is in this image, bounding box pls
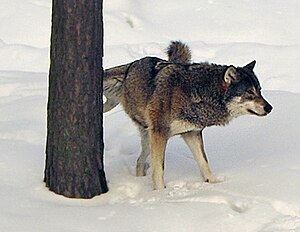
[153,182,166,190]
[204,175,225,184]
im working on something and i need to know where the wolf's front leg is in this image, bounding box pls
[149,130,168,190]
[182,130,220,183]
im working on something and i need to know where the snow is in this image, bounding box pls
[0,0,300,231]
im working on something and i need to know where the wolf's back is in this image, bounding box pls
[103,41,192,112]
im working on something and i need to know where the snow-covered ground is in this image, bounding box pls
[0,0,300,231]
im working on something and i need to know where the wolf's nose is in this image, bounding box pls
[264,103,273,114]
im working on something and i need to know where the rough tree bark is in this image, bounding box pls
[44,0,108,198]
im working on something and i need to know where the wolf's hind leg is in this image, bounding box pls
[182,131,220,183]
[149,130,167,190]
[136,127,150,176]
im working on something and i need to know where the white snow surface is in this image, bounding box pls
[0,0,300,231]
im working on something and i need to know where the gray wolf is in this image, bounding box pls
[104,41,273,190]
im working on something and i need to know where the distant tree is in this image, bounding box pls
[44,0,108,198]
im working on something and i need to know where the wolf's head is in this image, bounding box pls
[224,60,273,118]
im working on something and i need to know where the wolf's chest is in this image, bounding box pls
[170,120,203,136]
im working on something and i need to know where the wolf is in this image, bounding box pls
[104,41,273,190]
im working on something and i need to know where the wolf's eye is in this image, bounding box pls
[257,88,262,94]
[247,89,255,95]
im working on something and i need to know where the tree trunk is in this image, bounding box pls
[44,0,108,198]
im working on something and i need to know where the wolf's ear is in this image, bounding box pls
[244,60,256,71]
[224,66,238,85]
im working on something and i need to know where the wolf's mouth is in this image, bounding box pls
[247,109,267,117]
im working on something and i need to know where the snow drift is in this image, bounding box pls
[0,0,299,231]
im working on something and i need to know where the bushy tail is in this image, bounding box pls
[103,63,130,112]
[166,41,192,64]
